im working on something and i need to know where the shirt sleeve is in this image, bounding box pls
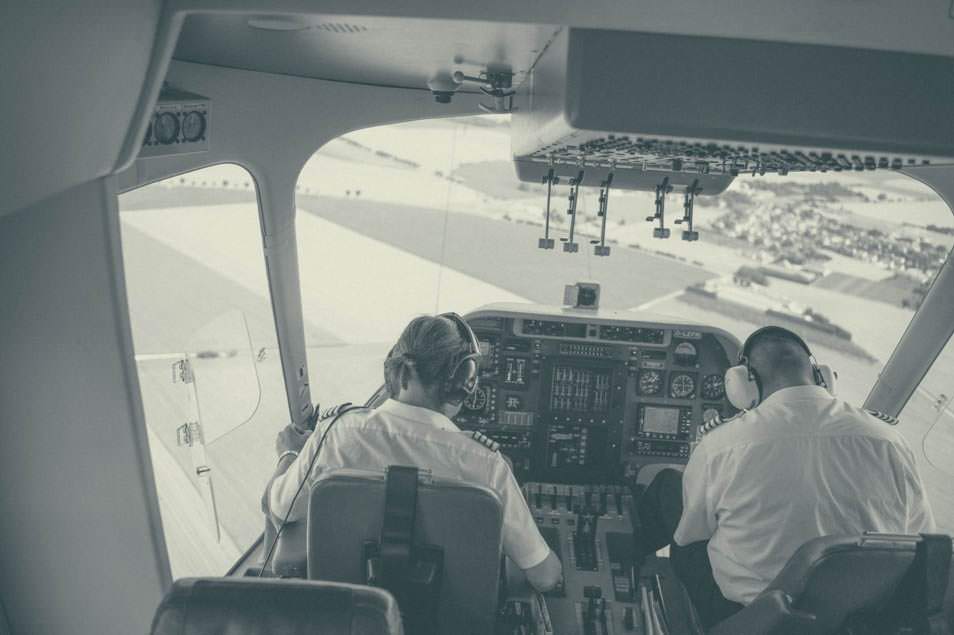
[673,443,717,546]
[897,443,937,533]
[492,459,551,570]
[268,420,329,523]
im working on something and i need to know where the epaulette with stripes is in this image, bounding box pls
[699,411,744,436]
[319,402,355,421]
[463,430,500,453]
[864,409,899,425]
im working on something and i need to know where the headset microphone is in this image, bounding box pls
[724,326,836,411]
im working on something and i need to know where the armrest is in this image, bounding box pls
[272,520,308,578]
[707,590,816,635]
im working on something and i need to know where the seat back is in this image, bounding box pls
[764,533,944,634]
[307,468,504,635]
[150,577,402,635]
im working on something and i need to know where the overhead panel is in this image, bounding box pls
[512,28,954,192]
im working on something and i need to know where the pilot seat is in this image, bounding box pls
[707,532,953,635]
[307,466,505,635]
[150,577,403,635]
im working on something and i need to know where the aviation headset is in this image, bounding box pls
[385,312,482,406]
[724,326,836,410]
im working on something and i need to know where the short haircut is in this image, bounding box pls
[384,315,468,395]
[747,332,813,381]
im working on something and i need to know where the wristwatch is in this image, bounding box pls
[277,450,299,464]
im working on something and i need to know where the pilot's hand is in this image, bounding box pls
[275,423,310,456]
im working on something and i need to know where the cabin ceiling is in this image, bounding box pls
[174,14,559,90]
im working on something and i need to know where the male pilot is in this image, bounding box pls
[266,313,563,592]
[637,326,936,628]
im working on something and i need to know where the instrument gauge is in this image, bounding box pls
[464,386,489,412]
[701,374,725,400]
[670,373,696,399]
[673,342,698,366]
[154,112,179,145]
[181,111,206,142]
[638,370,663,395]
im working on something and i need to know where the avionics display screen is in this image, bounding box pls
[642,406,680,435]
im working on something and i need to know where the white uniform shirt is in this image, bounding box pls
[674,385,936,604]
[269,399,551,570]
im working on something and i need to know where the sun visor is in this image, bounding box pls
[511,28,954,192]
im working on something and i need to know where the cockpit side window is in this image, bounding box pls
[898,334,954,534]
[119,164,287,578]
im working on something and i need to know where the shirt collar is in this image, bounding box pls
[761,384,832,407]
[376,399,460,432]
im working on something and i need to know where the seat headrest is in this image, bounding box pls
[150,577,403,635]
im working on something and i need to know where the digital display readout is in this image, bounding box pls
[550,366,611,412]
[642,406,681,435]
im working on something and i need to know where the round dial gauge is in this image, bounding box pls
[670,373,696,399]
[638,370,663,395]
[701,374,725,400]
[673,342,698,366]
[154,112,179,145]
[463,386,488,411]
[181,111,206,142]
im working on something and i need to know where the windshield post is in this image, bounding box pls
[865,166,954,415]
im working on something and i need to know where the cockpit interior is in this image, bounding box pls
[3,2,954,634]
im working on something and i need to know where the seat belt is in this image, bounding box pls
[892,534,952,635]
[363,466,444,634]
[379,465,418,586]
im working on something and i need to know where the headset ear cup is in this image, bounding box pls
[725,365,759,410]
[816,364,836,396]
[444,358,478,405]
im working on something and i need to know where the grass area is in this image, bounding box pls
[120,222,342,352]
[813,272,920,308]
[679,291,877,362]
[120,185,256,210]
[296,194,716,310]
[453,161,542,200]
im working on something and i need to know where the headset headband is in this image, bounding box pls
[740,325,813,363]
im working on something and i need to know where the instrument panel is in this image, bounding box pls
[455,306,739,483]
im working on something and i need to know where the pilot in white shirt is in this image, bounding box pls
[638,326,936,629]
[266,313,563,592]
